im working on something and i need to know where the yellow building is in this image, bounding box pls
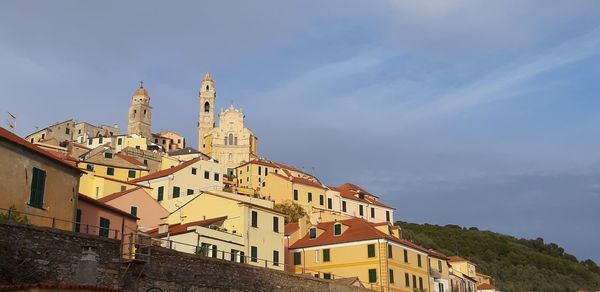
[0,127,82,230]
[197,73,258,174]
[448,256,478,292]
[427,250,451,292]
[287,217,431,291]
[129,157,225,202]
[153,189,285,271]
[77,146,149,182]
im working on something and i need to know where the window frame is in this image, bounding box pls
[172,186,180,198]
[368,269,377,283]
[251,211,258,228]
[28,167,46,209]
[367,244,376,258]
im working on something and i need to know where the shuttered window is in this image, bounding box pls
[157,186,164,201]
[367,244,375,258]
[29,168,46,208]
[323,249,330,262]
[99,217,110,237]
[293,252,301,265]
[368,269,377,283]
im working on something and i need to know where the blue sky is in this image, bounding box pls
[1,1,600,263]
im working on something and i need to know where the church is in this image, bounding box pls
[197,73,257,176]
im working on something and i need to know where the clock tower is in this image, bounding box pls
[198,72,215,150]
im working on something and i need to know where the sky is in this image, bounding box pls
[1,1,600,263]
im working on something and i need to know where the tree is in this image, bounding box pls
[274,200,306,223]
[0,206,28,223]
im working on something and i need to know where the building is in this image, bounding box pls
[129,156,225,202]
[76,194,138,239]
[157,131,185,151]
[128,84,152,139]
[197,73,257,174]
[0,127,82,231]
[167,147,211,162]
[287,217,430,291]
[26,119,119,145]
[448,256,478,292]
[427,250,451,292]
[97,187,169,231]
[152,189,285,271]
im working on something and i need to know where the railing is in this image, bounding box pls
[0,206,123,240]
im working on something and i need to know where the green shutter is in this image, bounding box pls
[294,252,302,265]
[99,217,110,237]
[173,187,180,198]
[367,244,375,258]
[368,269,377,283]
[187,189,194,195]
[251,246,258,262]
[130,206,138,217]
[157,186,164,201]
[319,195,324,205]
[334,224,341,235]
[29,168,46,208]
[323,273,331,280]
[273,250,279,266]
[323,249,330,262]
[128,170,136,178]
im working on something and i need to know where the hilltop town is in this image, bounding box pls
[1,73,498,292]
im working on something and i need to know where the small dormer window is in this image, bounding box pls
[309,228,317,239]
[334,223,342,236]
[104,152,113,159]
[359,193,365,200]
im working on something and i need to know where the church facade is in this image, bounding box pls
[197,73,257,175]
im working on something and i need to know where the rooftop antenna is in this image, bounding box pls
[6,112,16,132]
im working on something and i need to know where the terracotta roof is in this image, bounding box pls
[272,172,326,189]
[133,86,148,96]
[285,222,300,236]
[0,127,81,173]
[116,153,144,166]
[427,249,450,260]
[0,283,125,291]
[245,158,315,178]
[338,183,392,209]
[238,201,287,216]
[97,187,142,203]
[146,216,227,237]
[290,218,430,253]
[448,256,468,262]
[477,283,497,290]
[78,194,138,220]
[129,157,201,183]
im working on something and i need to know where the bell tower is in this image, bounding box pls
[127,82,152,139]
[198,72,216,150]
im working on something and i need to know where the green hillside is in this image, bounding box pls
[396,221,600,291]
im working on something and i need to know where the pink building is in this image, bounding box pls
[76,194,138,239]
[97,187,169,231]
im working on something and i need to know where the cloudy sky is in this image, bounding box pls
[1,1,600,263]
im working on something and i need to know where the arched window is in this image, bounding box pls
[206,85,209,91]
[228,133,234,145]
[204,102,210,113]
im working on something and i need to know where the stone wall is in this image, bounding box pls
[0,222,367,292]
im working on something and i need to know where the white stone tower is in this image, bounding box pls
[127,82,152,139]
[198,72,216,150]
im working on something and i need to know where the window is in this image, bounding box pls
[412,275,417,288]
[192,168,197,175]
[65,128,70,134]
[389,269,395,283]
[404,249,409,263]
[258,166,262,175]
[388,245,393,258]
[371,207,375,218]
[405,273,410,287]
[117,138,122,145]
[130,206,138,217]
[98,137,103,143]
[157,186,164,201]
[86,164,94,171]
[367,244,375,258]
[273,216,279,232]
[204,171,210,179]
[250,246,258,262]
[99,217,110,237]
[308,192,312,202]
[251,211,258,227]
[315,250,320,263]
[294,252,301,265]
[187,189,194,196]
[323,273,331,280]
[332,224,342,236]
[75,209,81,232]
[293,189,298,201]
[438,260,442,272]
[128,170,136,178]
[309,228,317,239]
[265,167,268,176]
[418,254,422,267]
[419,277,423,289]
[439,283,444,292]
[239,251,245,263]
[155,138,158,143]
[106,167,114,176]
[319,195,324,206]
[41,133,45,139]
[228,133,234,146]
[386,211,390,222]
[368,269,377,283]
[212,245,218,258]
[162,139,166,144]
[273,250,279,266]
[342,201,347,212]
[198,243,210,256]
[88,138,92,145]
[327,198,333,209]
[230,249,238,262]
[359,205,364,216]
[173,186,180,198]
[214,173,219,181]
[323,249,330,262]
[204,101,210,112]
[121,185,126,192]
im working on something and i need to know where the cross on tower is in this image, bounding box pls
[139,80,144,88]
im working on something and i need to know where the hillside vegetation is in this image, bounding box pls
[396,221,600,291]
